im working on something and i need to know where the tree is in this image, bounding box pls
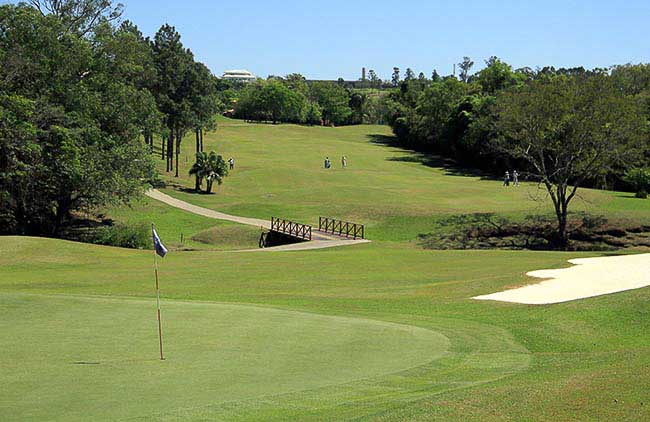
[494,76,648,245]
[368,69,381,88]
[308,82,352,126]
[393,77,468,151]
[624,168,650,198]
[189,151,228,194]
[348,91,366,124]
[391,67,400,87]
[404,68,415,81]
[458,57,474,83]
[0,4,156,234]
[475,56,523,93]
[305,101,322,125]
[151,24,194,176]
[431,69,440,82]
[235,79,308,124]
[28,0,124,36]
[284,73,309,96]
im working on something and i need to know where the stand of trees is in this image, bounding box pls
[233,77,360,126]
[387,57,650,245]
[0,1,223,235]
[231,75,395,126]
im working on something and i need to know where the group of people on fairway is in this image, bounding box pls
[504,170,519,187]
[324,156,347,169]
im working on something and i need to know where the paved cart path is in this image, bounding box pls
[146,189,369,251]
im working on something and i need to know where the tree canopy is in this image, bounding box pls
[494,76,648,244]
[0,2,220,235]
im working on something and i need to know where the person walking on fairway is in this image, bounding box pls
[341,156,347,168]
[504,171,511,187]
[228,157,235,170]
[513,170,519,187]
[324,157,330,169]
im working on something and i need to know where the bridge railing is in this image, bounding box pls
[318,217,365,240]
[270,217,312,241]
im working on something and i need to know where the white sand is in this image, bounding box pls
[473,253,650,305]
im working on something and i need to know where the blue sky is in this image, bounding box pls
[4,0,650,80]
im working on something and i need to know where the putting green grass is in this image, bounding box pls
[1,293,450,421]
[157,117,650,240]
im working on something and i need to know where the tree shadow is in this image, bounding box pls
[161,180,221,196]
[614,193,647,200]
[367,134,495,180]
[165,181,203,195]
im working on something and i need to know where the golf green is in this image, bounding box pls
[1,293,449,421]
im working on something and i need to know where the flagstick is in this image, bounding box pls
[152,224,165,361]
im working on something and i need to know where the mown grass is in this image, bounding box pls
[1,237,649,421]
[105,195,261,251]
[2,120,650,421]
[157,117,650,241]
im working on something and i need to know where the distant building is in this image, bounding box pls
[222,69,256,82]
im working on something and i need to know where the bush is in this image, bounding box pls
[93,223,151,249]
[624,168,650,197]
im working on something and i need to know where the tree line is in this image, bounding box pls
[387,57,650,245]
[229,75,394,126]
[0,1,222,235]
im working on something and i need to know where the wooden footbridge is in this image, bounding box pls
[259,216,365,247]
[146,190,370,251]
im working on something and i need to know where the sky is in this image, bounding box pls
[4,0,650,80]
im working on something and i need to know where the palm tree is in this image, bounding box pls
[189,151,228,194]
[189,152,206,191]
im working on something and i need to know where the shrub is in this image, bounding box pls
[93,223,151,249]
[624,168,650,198]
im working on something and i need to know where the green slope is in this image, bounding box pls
[157,118,650,241]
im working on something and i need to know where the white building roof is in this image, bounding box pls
[222,69,256,80]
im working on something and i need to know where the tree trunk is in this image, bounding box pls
[552,185,570,248]
[556,210,568,247]
[175,128,180,178]
[206,179,213,194]
[167,131,174,172]
[161,135,165,160]
[200,128,203,152]
[195,129,200,191]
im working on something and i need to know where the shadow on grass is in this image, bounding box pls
[166,181,217,195]
[614,193,648,200]
[368,134,495,180]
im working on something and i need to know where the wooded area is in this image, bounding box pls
[0,1,221,235]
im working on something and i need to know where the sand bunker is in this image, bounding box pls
[474,253,650,305]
